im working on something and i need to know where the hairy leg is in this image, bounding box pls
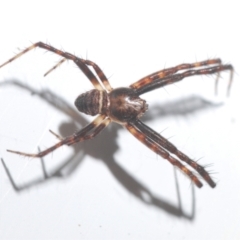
[126,121,203,188]
[133,119,215,187]
[7,115,109,158]
[134,64,233,96]
[0,42,103,90]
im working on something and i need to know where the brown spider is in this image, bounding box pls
[0,42,234,188]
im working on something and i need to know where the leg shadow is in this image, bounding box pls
[1,79,220,219]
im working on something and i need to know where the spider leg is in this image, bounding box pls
[82,59,113,92]
[0,42,103,90]
[130,59,222,90]
[133,119,216,188]
[44,58,67,77]
[134,64,233,96]
[7,115,110,158]
[125,121,203,188]
[44,58,112,91]
[71,117,111,144]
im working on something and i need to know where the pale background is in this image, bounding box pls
[0,1,239,240]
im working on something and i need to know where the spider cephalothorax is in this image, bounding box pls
[107,87,148,123]
[0,42,234,188]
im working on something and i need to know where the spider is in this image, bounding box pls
[0,42,234,188]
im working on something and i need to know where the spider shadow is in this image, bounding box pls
[142,95,223,122]
[0,79,222,220]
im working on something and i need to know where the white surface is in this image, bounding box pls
[0,1,239,240]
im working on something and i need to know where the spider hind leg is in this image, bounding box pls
[126,121,204,188]
[133,120,216,188]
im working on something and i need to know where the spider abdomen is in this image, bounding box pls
[75,89,108,116]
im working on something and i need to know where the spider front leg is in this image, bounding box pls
[126,121,203,188]
[133,62,233,96]
[131,58,222,90]
[0,42,112,91]
[44,58,112,91]
[7,115,110,158]
[0,42,103,90]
